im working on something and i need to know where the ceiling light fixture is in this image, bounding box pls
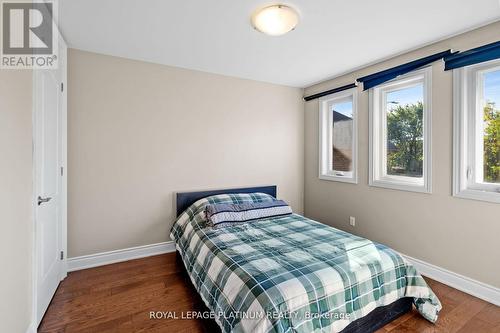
[251,4,299,36]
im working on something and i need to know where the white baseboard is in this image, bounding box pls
[402,253,500,306]
[67,241,176,272]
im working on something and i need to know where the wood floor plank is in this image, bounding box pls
[476,304,500,326]
[38,254,500,333]
[438,296,488,332]
[456,318,498,333]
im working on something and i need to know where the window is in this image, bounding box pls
[319,88,358,183]
[453,59,500,203]
[369,67,432,192]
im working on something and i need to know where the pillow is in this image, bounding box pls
[205,200,292,228]
[171,192,278,242]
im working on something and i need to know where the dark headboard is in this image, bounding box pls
[176,185,277,217]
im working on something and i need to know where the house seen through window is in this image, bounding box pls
[332,99,354,175]
[319,88,358,183]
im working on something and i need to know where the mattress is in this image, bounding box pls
[170,193,441,333]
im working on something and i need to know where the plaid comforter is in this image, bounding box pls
[170,193,441,333]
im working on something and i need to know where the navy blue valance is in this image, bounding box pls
[356,50,453,91]
[444,41,500,70]
[303,83,357,101]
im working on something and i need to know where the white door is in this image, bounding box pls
[34,37,67,325]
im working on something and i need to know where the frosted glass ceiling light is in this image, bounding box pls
[251,5,299,36]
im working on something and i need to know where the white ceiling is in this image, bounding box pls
[59,0,500,87]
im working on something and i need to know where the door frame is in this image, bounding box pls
[31,33,68,329]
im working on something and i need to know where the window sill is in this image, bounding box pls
[453,188,500,204]
[369,179,431,194]
[319,174,358,184]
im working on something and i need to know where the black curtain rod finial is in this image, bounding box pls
[303,82,357,101]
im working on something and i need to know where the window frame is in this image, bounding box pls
[453,58,500,203]
[369,67,432,193]
[318,87,358,184]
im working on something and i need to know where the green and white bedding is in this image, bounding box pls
[170,193,441,333]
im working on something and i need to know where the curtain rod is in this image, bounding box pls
[303,83,357,101]
[304,49,454,100]
[356,49,453,90]
[444,41,500,70]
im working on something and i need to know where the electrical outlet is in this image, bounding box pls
[349,216,356,227]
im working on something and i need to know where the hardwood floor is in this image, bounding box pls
[39,253,500,333]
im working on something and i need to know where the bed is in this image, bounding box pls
[170,186,441,333]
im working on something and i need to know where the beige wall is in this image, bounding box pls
[304,21,500,288]
[68,49,304,257]
[0,71,33,332]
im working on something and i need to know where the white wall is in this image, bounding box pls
[304,21,500,288]
[68,49,304,257]
[0,70,33,332]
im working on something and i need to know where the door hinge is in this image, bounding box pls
[61,166,64,176]
[61,82,64,92]
[60,251,64,260]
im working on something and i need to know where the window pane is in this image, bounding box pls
[385,84,424,178]
[482,70,500,184]
[332,98,353,173]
